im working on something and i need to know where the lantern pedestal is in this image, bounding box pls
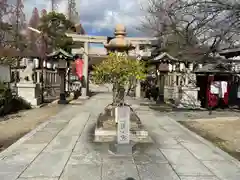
[58,93,68,104]
[17,83,42,106]
[177,86,201,109]
[78,94,89,100]
[58,68,68,104]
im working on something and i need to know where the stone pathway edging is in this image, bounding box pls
[187,116,240,122]
[0,115,56,160]
[164,114,240,167]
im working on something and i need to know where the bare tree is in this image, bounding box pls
[141,0,240,62]
[41,9,47,17]
[0,0,14,48]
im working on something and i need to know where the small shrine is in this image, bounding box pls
[194,48,240,109]
[149,52,201,108]
[47,49,73,104]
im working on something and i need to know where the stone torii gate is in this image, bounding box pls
[66,24,158,98]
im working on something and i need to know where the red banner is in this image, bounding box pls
[75,58,84,80]
[207,75,218,108]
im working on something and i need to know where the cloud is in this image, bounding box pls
[79,0,146,36]
[24,0,147,36]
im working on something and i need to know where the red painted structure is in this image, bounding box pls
[75,58,84,80]
[196,63,236,109]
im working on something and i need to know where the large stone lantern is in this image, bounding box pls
[94,24,152,156]
[104,24,135,54]
[104,24,135,104]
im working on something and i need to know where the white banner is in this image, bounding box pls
[117,106,130,144]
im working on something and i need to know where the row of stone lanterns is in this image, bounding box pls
[19,58,59,70]
[32,58,59,70]
[166,62,203,73]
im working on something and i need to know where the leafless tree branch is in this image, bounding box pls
[140,0,240,62]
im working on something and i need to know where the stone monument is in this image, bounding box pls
[17,62,41,106]
[94,24,152,155]
[109,106,133,155]
[178,67,201,109]
[19,61,34,82]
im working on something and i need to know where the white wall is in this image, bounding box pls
[0,64,11,83]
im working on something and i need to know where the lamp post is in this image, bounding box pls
[57,56,68,104]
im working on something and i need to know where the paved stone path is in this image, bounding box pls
[0,93,240,180]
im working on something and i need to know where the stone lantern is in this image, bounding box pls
[104,24,136,105]
[94,24,152,156]
[104,24,135,54]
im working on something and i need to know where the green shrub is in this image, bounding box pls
[0,81,31,116]
[92,52,146,105]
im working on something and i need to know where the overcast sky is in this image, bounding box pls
[23,0,148,37]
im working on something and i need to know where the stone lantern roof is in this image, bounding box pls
[104,24,135,52]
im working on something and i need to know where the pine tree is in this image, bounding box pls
[29,8,40,29]
[41,9,47,17]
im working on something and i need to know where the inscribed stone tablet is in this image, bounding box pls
[117,106,130,144]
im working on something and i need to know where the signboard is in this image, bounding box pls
[210,81,220,94]
[58,59,67,69]
[0,65,11,83]
[158,63,169,71]
[117,106,130,144]
[238,85,240,98]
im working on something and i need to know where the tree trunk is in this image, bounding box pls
[112,83,125,106]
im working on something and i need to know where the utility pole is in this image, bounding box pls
[51,0,58,12]
[14,0,21,94]
[68,0,79,23]
[51,0,55,11]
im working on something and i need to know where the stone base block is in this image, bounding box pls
[108,142,136,156]
[177,101,201,109]
[78,96,89,100]
[178,86,201,109]
[164,86,179,103]
[30,97,42,107]
[17,83,41,106]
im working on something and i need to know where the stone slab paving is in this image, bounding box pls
[133,101,240,180]
[1,93,240,180]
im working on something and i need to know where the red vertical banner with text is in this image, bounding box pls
[75,58,84,80]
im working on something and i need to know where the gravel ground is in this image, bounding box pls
[180,120,240,161]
